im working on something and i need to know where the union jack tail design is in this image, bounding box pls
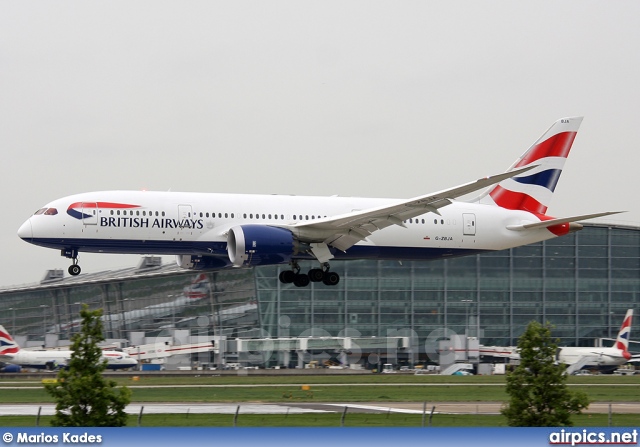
[615,309,633,357]
[477,117,583,215]
[0,325,20,355]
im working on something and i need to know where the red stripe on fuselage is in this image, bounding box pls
[68,202,140,210]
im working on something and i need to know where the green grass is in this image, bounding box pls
[2,374,640,427]
[2,380,639,403]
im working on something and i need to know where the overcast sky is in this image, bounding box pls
[2,1,639,288]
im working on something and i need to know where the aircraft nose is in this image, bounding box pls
[17,219,32,241]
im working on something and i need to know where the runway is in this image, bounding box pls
[0,403,330,416]
[1,402,638,416]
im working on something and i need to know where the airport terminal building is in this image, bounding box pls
[1,223,639,368]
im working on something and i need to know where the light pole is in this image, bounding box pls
[461,300,473,336]
[9,308,15,334]
[40,305,49,344]
[461,299,473,361]
[167,295,175,329]
[609,312,614,340]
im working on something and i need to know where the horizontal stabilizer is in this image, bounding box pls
[506,211,624,231]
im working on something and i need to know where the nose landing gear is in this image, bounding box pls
[68,261,81,276]
[62,248,82,276]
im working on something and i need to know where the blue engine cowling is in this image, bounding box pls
[176,255,231,270]
[227,225,297,267]
[1,364,22,373]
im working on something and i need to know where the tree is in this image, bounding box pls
[501,320,589,426]
[44,305,131,427]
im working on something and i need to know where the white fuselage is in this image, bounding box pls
[18,190,559,264]
[2,349,137,370]
[557,347,629,368]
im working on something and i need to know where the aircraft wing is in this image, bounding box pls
[290,166,535,252]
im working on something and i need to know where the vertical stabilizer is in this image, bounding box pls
[615,309,633,355]
[0,325,20,355]
[477,117,583,214]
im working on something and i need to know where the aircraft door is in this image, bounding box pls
[463,213,476,236]
[178,205,193,234]
[178,205,192,221]
[81,202,98,225]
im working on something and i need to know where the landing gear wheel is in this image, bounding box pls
[279,270,295,284]
[68,264,81,276]
[322,271,340,286]
[293,273,310,287]
[308,268,325,282]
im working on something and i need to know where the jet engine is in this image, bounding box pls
[227,225,300,267]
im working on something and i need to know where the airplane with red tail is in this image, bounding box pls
[18,117,621,286]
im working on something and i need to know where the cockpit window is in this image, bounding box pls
[44,208,58,215]
[34,208,47,215]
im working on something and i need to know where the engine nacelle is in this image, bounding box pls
[227,225,297,267]
[176,254,230,270]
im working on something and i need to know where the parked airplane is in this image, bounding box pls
[17,117,621,287]
[479,310,637,374]
[0,325,138,370]
[558,309,636,373]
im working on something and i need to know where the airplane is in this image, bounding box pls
[479,310,637,374]
[0,325,138,371]
[557,309,636,373]
[17,117,622,287]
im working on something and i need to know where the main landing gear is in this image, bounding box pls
[279,261,340,287]
[62,248,82,276]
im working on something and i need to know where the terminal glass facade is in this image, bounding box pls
[256,224,640,351]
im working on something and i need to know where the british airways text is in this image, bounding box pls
[100,217,204,229]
